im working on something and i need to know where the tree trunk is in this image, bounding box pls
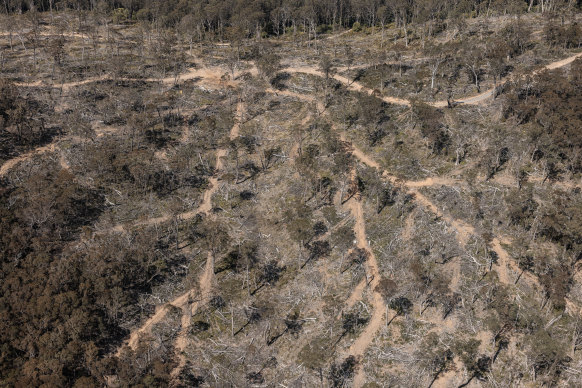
[381,22,385,48]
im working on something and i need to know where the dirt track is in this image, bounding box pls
[343,195,385,388]
[4,48,581,179]
[267,81,534,388]
[3,31,580,386]
[286,51,582,108]
[114,100,243,364]
[0,143,58,176]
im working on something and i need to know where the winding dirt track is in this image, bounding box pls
[3,32,581,386]
[170,250,215,379]
[169,100,242,379]
[0,143,58,176]
[286,51,582,108]
[115,101,243,364]
[405,176,464,188]
[15,65,238,91]
[343,194,385,388]
[4,49,581,178]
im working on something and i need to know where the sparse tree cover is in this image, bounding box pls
[2,2,582,387]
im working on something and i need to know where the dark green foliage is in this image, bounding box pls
[256,52,281,81]
[544,21,582,49]
[418,333,454,386]
[528,330,572,385]
[412,102,449,154]
[233,304,264,336]
[357,94,392,146]
[217,242,258,274]
[328,356,357,387]
[341,247,369,273]
[0,160,188,386]
[375,278,398,302]
[499,20,533,57]
[0,80,57,161]
[503,61,582,174]
[506,188,538,229]
[251,260,285,295]
[389,297,413,316]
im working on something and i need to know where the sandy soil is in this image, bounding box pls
[5,32,581,385]
[6,48,580,179]
[114,100,243,362]
[170,251,215,378]
[343,195,385,388]
[406,176,464,188]
[285,51,582,108]
[0,143,58,176]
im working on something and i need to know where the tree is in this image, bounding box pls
[267,310,304,345]
[341,247,369,273]
[499,19,532,57]
[178,14,200,56]
[217,241,258,274]
[328,356,357,387]
[47,35,66,79]
[251,260,285,295]
[486,39,509,86]
[377,5,390,48]
[376,278,399,302]
[319,54,337,106]
[389,0,413,46]
[333,312,368,347]
[301,240,331,268]
[412,102,449,154]
[344,44,354,72]
[25,7,41,69]
[419,333,455,388]
[425,43,447,90]
[389,297,412,316]
[256,51,281,82]
[464,46,485,93]
[200,219,231,257]
[233,305,263,336]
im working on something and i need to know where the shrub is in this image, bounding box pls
[112,8,129,24]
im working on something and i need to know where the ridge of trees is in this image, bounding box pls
[2,0,580,41]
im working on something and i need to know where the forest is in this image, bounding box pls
[1,0,582,387]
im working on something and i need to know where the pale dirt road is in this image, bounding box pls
[0,143,58,176]
[122,288,193,352]
[15,63,253,91]
[167,101,243,380]
[286,50,582,108]
[6,49,581,177]
[343,278,367,313]
[343,194,385,388]
[406,176,464,188]
[170,250,215,378]
[115,100,243,360]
